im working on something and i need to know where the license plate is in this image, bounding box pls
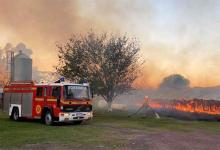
[76,113,83,117]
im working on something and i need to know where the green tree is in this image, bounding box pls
[56,32,143,110]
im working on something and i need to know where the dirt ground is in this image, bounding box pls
[127,131,220,150]
[2,125,220,150]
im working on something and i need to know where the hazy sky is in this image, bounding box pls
[1,0,220,88]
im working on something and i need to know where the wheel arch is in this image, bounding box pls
[9,104,21,117]
[41,107,53,118]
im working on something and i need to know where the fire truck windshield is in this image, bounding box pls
[64,85,89,100]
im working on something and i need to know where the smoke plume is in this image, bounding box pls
[0,0,85,71]
[11,43,33,56]
[1,0,220,88]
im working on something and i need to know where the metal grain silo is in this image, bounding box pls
[12,51,32,81]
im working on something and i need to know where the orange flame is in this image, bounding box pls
[138,98,220,115]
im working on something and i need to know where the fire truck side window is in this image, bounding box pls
[36,87,43,97]
[52,86,61,98]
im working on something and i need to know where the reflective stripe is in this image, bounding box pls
[32,88,37,90]
[61,100,89,105]
[47,99,57,102]
[35,98,44,101]
[4,88,9,91]
[4,87,36,92]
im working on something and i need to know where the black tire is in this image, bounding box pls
[11,108,19,121]
[44,111,53,125]
[73,120,83,125]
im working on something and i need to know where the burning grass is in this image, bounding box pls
[135,98,220,121]
[147,98,220,115]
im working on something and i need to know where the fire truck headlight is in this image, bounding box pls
[60,106,63,110]
[64,113,69,117]
[88,112,92,116]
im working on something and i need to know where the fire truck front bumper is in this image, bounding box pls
[58,112,93,122]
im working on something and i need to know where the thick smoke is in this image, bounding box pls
[32,67,58,83]
[0,0,82,40]
[0,42,33,57]
[0,0,153,72]
[113,74,191,108]
[0,0,86,71]
[111,74,220,111]
[11,43,33,56]
[1,0,220,87]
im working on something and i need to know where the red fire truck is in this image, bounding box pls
[3,81,93,125]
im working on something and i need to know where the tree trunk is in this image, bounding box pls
[107,101,112,112]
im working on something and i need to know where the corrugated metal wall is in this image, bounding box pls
[21,93,33,117]
[3,93,10,114]
[12,51,32,81]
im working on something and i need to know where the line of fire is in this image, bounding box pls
[135,97,220,120]
[146,98,220,115]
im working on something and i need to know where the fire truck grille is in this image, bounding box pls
[62,105,92,112]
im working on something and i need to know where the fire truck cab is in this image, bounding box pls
[3,81,93,125]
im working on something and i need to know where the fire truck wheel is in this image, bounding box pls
[11,108,19,121]
[44,111,53,125]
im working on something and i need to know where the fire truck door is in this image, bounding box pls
[35,87,44,117]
